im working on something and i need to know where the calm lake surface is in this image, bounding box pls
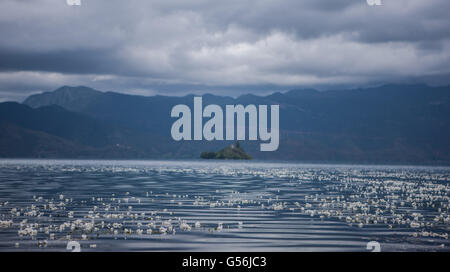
[0,159,449,252]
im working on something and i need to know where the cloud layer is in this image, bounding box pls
[1,0,450,100]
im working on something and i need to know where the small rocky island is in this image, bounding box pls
[200,142,252,160]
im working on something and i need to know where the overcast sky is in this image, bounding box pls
[1,0,450,101]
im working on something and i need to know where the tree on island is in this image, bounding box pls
[200,141,252,160]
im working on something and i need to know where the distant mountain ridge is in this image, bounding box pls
[25,86,103,112]
[0,102,124,158]
[2,84,448,164]
[0,102,173,158]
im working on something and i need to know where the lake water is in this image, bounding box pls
[0,159,449,252]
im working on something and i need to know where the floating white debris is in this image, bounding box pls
[180,222,191,231]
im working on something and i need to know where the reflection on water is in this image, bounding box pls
[0,159,449,252]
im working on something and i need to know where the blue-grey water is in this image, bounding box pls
[0,159,449,252]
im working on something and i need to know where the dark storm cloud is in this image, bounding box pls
[0,48,121,75]
[0,0,450,101]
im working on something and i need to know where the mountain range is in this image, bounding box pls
[0,84,448,164]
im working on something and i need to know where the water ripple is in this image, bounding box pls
[0,159,449,251]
